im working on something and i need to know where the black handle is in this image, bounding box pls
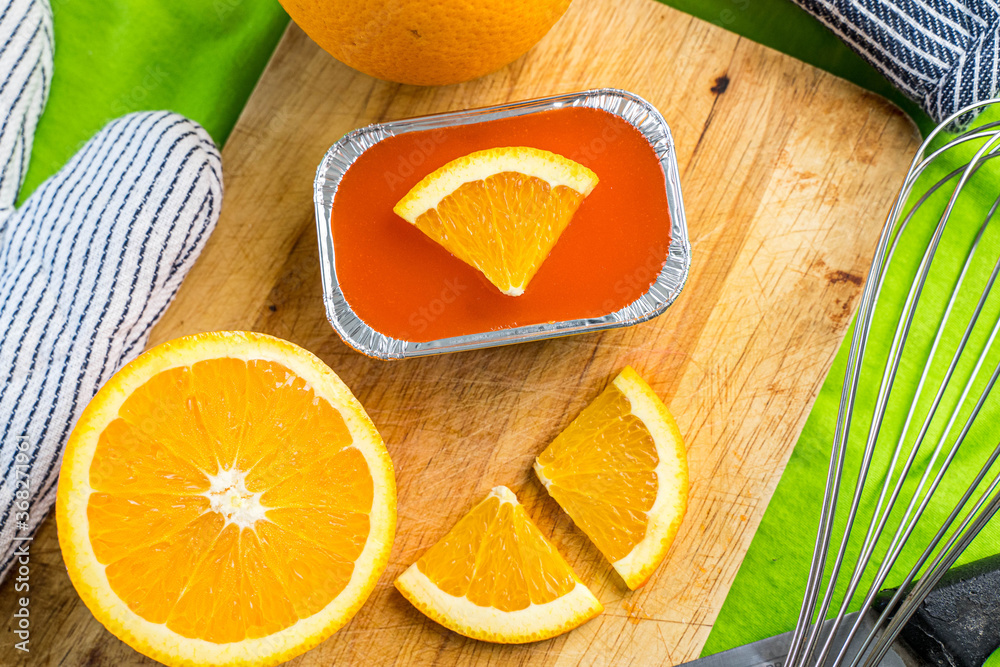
[874,552,1000,667]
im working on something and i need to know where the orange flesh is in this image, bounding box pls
[88,358,373,643]
[331,107,672,342]
[416,494,577,612]
[414,173,586,295]
[536,385,658,562]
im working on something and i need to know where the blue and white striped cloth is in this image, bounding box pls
[0,0,222,579]
[792,0,1000,125]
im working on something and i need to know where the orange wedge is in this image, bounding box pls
[534,366,688,589]
[394,486,602,643]
[56,331,396,667]
[393,146,599,296]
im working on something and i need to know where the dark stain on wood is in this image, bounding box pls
[826,270,863,287]
[711,74,730,94]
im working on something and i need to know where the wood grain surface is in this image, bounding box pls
[0,0,921,664]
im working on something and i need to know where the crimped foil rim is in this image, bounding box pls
[314,88,691,360]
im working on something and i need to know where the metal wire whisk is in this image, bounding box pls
[784,98,1000,667]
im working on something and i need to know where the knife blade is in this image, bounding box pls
[681,553,1000,667]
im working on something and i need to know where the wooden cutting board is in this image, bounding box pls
[0,0,921,664]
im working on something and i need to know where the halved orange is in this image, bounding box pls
[534,366,688,589]
[393,146,599,296]
[394,486,602,643]
[56,331,396,667]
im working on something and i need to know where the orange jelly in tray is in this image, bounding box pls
[315,89,690,359]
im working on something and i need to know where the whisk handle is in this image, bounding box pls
[874,553,1000,667]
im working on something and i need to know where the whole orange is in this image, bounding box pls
[278,0,572,86]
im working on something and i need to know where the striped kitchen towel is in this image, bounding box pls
[793,0,1000,126]
[0,0,222,580]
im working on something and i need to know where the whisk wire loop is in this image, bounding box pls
[786,99,1000,667]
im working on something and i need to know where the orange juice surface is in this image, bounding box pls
[331,106,672,343]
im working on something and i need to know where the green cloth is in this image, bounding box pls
[22,0,1000,663]
[19,0,289,204]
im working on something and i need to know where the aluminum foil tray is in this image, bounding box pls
[314,88,690,360]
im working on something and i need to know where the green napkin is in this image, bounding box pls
[19,0,289,204]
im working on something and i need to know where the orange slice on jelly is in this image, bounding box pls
[394,146,598,296]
